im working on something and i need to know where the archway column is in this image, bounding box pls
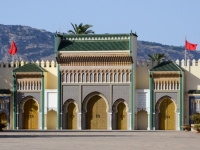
[39,112,42,129]
[129,112,132,130]
[147,113,150,130]
[44,112,47,130]
[78,112,82,130]
[177,112,180,130]
[153,113,155,130]
[60,112,62,130]
[135,113,137,130]
[16,104,19,130]
[108,112,112,130]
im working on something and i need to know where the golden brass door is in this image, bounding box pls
[67,103,77,129]
[86,95,107,129]
[160,99,175,130]
[24,99,38,129]
[0,113,7,130]
[117,102,127,130]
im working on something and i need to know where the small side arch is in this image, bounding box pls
[155,96,177,113]
[112,99,129,130]
[112,99,129,113]
[20,96,39,113]
[62,99,78,129]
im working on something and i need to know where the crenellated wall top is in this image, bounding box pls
[136,59,200,67]
[0,60,57,68]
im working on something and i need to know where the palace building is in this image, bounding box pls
[0,32,200,130]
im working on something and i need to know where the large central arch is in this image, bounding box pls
[83,92,108,129]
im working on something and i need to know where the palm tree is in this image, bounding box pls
[148,53,168,65]
[68,23,94,34]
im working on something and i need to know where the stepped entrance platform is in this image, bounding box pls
[0,130,199,150]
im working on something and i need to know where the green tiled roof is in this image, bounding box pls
[13,63,46,72]
[58,40,129,51]
[55,33,132,51]
[150,61,184,71]
[0,89,11,94]
[188,90,200,94]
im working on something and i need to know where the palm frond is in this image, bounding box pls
[85,30,95,34]
[68,23,94,34]
[68,30,76,34]
[70,23,76,33]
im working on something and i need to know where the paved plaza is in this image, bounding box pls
[0,130,200,150]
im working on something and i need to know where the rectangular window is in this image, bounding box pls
[98,73,102,82]
[106,73,110,82]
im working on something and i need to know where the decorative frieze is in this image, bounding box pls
[153,73,180,91]
[59,55,132,66]
[60,69,131,83]
[17,79,42,91]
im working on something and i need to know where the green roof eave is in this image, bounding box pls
[188,90,200,94]
[55,33,137,38]
[13,63,47,73]
[149,61,185,72]
[0,89,12,95]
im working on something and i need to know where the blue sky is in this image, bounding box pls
[0,0,200,48]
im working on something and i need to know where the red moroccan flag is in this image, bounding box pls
[185,40,197,51]
[8,41,18,55]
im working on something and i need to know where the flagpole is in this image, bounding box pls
[185,36,186,67]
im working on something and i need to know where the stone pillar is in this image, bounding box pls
[177,112,180,130]
[81,112,86,129]
[108,112,112,130]
[135,113,137,130]
[153,113,155,130]
[16,104,19,130]
[147,114,150,130]
[129,112,132,130]
[60,112,62,130]
[44,113,47,130]
[78,112,82,130]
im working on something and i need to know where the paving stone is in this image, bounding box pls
[0,131,199,150]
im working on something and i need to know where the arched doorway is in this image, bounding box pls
[24,99,38,129]
[159,99,175,130]
[137,110,148,130]
[47,110,57,129]
[67,103,77,129]
[117,102,127,130]
[0,113,7,130]
[86,95,107,129]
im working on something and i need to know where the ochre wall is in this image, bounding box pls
[136,61,152,89]
[0,62,14,89]
[179,59,200,91]
[39,60,57,89]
